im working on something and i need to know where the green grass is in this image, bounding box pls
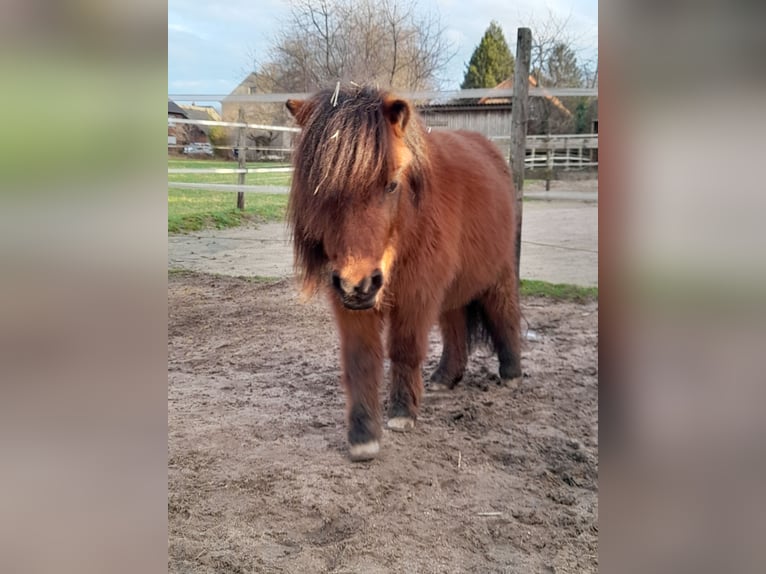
[168,159,292,186]
[520,279,598,301]
[168,158,291,233]
[168,189,288,233]
[167,160,594,237]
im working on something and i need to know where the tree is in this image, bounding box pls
[539,42,589,134]
[460,21,514,89]
[207,125,229,158]
[573,99,589,134]
[257,0,455,92]
[541,42,583,88]
[522,10,597,134]
[527,10,588,88]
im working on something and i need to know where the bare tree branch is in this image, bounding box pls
[256,0,454,92]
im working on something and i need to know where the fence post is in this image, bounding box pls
[236,107,246,210]
[511,27,531,284]
[546,133,553,191]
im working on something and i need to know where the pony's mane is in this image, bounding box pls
[288,85,429,293]
[290,85,428,204]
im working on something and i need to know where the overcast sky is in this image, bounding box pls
[168,0,598,96]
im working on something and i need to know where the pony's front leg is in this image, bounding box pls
[385,307,430,431]
[332,300,384,461]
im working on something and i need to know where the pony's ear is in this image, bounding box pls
[286,99,309,125]
[383,98,411,137]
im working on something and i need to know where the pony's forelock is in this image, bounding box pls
[287,85,429,291]
[295,86,390,198]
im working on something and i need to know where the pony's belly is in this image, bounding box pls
[440,271,494,311]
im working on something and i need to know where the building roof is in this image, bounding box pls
[178,105,222,135]
[168,100,187,117]
[224,72,258,100]
[180,104,222,122]
[479,77,572,118]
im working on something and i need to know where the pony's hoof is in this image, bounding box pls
[349,440,379,462]
[501,376,522,389]
[426,381,452,393]
[386,417,415,432]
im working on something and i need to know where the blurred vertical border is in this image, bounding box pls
[601,1,766,572]
[0,2,168,573]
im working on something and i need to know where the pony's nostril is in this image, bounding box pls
[370,269,383,290]
[334,270,382,299]
[331,271,342,292]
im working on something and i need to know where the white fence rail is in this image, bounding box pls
[168,117,300,133]
[526,134,597,171]
[168,182,290,193]
[168,117,598,194]
[168,167,294,175]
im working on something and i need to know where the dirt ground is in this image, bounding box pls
[168,272,598,573]
[168,194,598,288]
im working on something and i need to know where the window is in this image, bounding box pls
[248,86,257,95]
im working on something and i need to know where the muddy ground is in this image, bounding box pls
[168,198,598,288]
[168,272,598,573]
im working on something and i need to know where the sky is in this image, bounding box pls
[168,0,598,99]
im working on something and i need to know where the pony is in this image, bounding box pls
[286,85,521,461]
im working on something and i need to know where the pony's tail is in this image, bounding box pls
[465,299,494,352]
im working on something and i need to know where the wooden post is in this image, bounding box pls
[511,27,531,282]
[546,133,553,191]
[236,107,246,210]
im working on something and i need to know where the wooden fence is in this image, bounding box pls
[168,78,598,204]
[168,120,598,193]
[491,134,599,172]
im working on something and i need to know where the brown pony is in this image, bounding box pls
[286,85,521,461]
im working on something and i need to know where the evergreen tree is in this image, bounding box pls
[543,42,583,88]
[460,21,514,89]
[573,99,589,133]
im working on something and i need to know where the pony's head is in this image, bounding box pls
[286,85,426,310]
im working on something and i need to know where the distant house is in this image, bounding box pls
[479,76,571,111]
[418,101,513,139]
[168,100,186,152]
[168,100,186,118]
[180,104,221,130]
[417,76,580,158]
[180,104,221,153]
[221,74,295,161]
[180,104,222,122]
[168,100,210,154]
[478,76,575,135]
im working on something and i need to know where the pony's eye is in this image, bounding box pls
[385,181,398,194]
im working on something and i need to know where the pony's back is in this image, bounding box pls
[414,128,517,310]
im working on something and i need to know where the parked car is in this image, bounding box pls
[183,142,214,156]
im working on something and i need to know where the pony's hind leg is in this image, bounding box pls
[428,307,468,392]
[385,307,431,431]
[478,271,523,386]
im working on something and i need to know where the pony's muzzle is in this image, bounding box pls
[332,269,383,309]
